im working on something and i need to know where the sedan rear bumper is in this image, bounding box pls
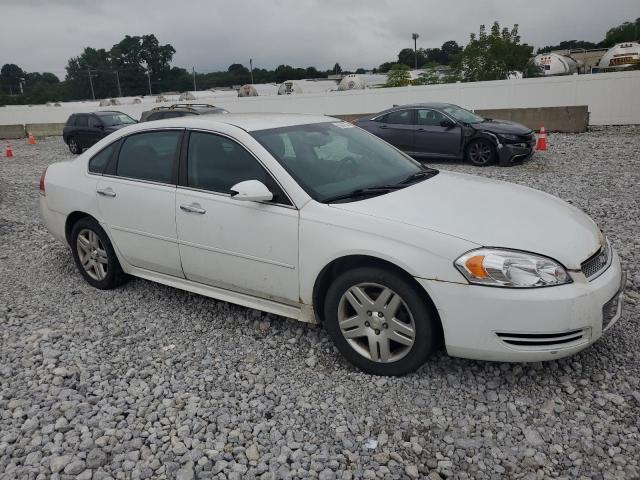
[417,250,625,362]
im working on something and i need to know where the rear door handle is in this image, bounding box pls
[379,125,389,129]
[180,203,206,214]
[97,188,116,198]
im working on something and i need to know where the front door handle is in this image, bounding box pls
[97,188,116,198]
[379,125,389,129]
[180,203,206,214]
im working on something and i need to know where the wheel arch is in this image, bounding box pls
[65,211,96,245]
[312,254,443,341]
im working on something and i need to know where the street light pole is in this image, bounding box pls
[249,58,254,84]
[114,70,122,97]
[412,33,420,70]
[146,70,152,96]
[192,67,197,91]
[87,67,96,100]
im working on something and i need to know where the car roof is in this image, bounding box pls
[129,113,336,132]
[385,102,455,111]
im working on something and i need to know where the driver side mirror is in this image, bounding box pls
[440,119,456,129]
[230,180,273,202]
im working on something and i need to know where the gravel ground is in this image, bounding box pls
[1,128,639,480]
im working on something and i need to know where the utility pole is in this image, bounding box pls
[249,58,254,84]
[114,70,122,97]
[412,33,420,70]
[146,70,152,95]
[192,67,197,91]
[87,67,96,100]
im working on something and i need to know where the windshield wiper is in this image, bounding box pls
[398,169,438,185]
[322,185,405,203]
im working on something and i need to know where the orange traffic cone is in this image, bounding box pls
[28,132,36,145]
[4,142,13,158]
[536,125,547,151]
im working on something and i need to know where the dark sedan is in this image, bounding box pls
[63,111,137,154]
[355,103,535,166]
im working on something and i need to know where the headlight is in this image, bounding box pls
[498,133,521,142]
[455,249,571,288]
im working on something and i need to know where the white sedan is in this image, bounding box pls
[39,114,626,375]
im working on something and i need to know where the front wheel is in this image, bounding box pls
[324,266,438,376]
[67,137,82,155]
[466,139,496,166]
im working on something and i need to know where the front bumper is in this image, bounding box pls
[417,250,625,362]
[497,141,536,166]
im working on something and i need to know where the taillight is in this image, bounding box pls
[39,167,48,195]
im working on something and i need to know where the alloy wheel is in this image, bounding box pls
[76,228,108,281]
[337,283,416,363]
[69,138,79,154]
[468,141,492,165]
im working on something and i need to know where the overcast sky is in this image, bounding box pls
[1,0,638,77]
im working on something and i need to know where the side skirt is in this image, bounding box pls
[127,265,318,324]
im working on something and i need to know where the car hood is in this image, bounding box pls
[330,171,602,269]
[469,119,532,135]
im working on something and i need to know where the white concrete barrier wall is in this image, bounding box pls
[0,70,638,125]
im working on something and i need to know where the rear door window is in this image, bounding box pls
[382,110,414,125]
[116,131,181,184]
[88,116,102,128]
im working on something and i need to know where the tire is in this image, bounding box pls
[466,138,496,166]
[324,266,438,376]
[67,137,82,155]
[70,217,127,290]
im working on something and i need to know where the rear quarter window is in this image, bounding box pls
[88,142,118,174]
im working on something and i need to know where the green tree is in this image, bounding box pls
[0,64,26,95]
[455,22,533,82]
[385,64,412,87]
[398,48,426,68]
[332,63,342,74]
[65,47,113,99]
[600,18,640,47]
[537,40,598,54]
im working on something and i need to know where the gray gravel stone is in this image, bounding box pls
[0,131,639,478]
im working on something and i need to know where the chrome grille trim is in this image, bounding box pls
[581,240,612,281]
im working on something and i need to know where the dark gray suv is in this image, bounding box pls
[140,103,229,122]
[355,103,535,166]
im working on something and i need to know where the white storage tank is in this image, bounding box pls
[337,74,366,91]
[598,42,640,70]
[527,53,580,76]
[238,84,259,97]
[277,81,303,95]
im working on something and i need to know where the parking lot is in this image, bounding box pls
[1,127,639,479]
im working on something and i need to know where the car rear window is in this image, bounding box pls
[75,115,88,127]
[116,131,181,184]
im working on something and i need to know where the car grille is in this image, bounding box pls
[581,242,611,281]
[496,329,589,349]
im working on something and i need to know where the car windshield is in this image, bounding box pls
[252,122,437,203]
[97,112,137,126]
[441,105,484,123]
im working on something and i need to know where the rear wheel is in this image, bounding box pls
[68,137,82,155]
[324,266,437,376]
[70,217,127,289]
[466,139,495,166]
